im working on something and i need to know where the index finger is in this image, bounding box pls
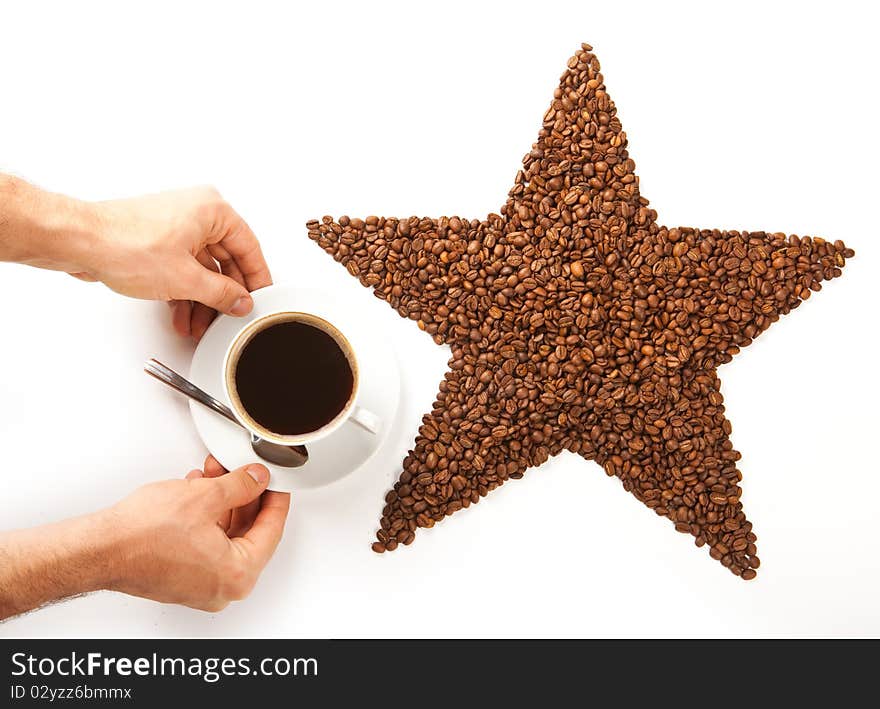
[233,491,291,566]
[214,204,273,292]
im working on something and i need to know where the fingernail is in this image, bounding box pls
[230,295,252,316]
[247,465,268,484]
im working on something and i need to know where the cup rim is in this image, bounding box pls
[222,311,360,445]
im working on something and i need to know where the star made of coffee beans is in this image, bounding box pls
[307,43,853,579]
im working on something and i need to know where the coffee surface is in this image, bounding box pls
[234,321,354,436]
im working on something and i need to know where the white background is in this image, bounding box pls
[1,0,878,638]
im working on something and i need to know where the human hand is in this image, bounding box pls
[103,456,290,612]
[0,178,270,340]
[82,187,273,340]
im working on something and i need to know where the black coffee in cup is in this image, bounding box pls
[232,319,354,436]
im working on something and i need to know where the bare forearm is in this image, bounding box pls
[0,174,99,272]
[0,510,119,620]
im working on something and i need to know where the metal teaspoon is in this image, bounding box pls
[144,358,308,468]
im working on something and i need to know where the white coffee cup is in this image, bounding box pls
[222,311,381,448]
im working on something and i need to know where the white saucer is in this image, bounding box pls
[189,285,401,492]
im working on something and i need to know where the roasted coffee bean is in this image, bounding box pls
[307,44,852,581]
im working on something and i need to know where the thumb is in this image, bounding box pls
[184,261,253,316]
[213,464,270,510]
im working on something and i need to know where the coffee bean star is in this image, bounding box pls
[307,43,852,578]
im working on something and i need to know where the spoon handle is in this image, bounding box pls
[144,358,241,428]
